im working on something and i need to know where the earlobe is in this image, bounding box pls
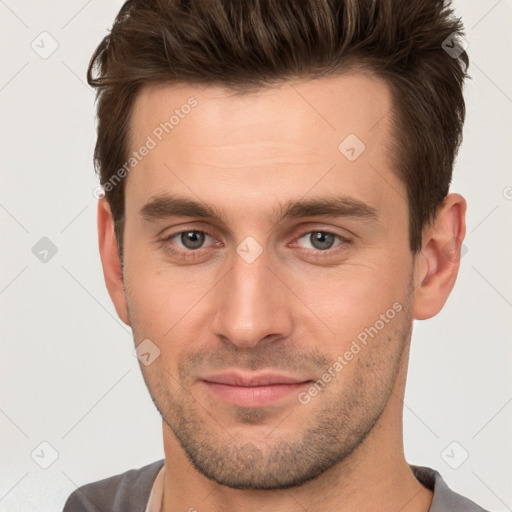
[412,193,467,320]
[97,198,131,326]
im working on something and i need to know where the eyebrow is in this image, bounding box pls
[140,193,378,225]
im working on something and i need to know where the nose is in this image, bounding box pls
[210,246,294,349]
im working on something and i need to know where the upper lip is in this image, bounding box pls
[201,371,311,387]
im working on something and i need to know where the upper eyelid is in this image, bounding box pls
[163,228,216,241]
[295,228,349,240]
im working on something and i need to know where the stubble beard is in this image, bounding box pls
[134,301,413,490]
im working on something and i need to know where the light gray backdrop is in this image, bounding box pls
[0,1,511,511]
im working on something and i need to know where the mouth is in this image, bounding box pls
[200,371,313,407]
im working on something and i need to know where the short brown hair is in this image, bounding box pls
[87,0,469,258]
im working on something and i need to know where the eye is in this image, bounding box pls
[165,230,215,250]
[296,231,345,251]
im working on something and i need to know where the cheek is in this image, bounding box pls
[284,257,412,347]
[124,245,197,321]
[326,301,410,395]
[124,268,175,344]
[124,261,220,371]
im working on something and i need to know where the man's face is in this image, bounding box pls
[120,74,416,489]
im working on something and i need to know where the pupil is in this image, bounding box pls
[181,231,205,249]
[310,232,334,250]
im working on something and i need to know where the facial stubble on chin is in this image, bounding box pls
[133,302,413,491]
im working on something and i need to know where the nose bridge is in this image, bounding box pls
[211,247,292,348]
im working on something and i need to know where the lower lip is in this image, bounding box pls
[201,381,310,407]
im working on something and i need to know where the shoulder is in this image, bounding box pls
[411,466,491,512]
[62,459,165,512]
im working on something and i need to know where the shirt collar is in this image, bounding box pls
[145,464,165,512]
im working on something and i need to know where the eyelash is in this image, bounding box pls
[294,229,349,258]
[160,229,218,261]
[159,229,350,261]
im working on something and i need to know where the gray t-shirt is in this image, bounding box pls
[62,460,490,511]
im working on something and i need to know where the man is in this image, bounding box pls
[63,0,488,511]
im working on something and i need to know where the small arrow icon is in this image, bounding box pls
[31,441,59,469]
[31,31,59,59]
[441,441,469,469]
[442,32,468,58]
[236,236,263,263]
[338,134,365,161]
[135,339,161,366]
[32,237,58,263]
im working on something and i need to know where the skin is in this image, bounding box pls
[98,73,466,512]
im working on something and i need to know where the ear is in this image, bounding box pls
[97,198,131,326]
[412,193,467,320]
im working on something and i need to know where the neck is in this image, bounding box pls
[160,345,433,512]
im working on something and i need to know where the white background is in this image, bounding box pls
[0,1,511,510]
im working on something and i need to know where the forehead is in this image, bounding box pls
[125,73,404,225]
[130,72,393,151]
